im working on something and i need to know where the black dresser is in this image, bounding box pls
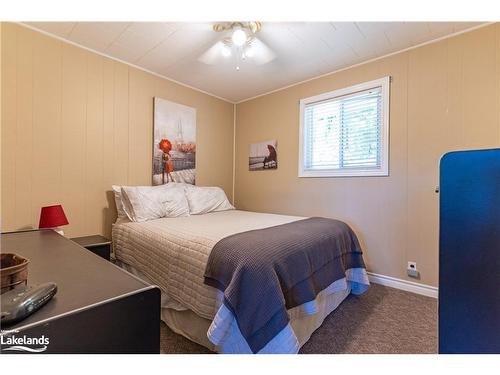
[0,230,161,354]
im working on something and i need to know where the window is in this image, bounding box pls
[299,77,390,177]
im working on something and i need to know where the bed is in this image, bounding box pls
[112,209,370,354]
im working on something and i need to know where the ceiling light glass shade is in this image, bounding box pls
[244,45,254,58]
[221,44,232,57]
[231,29,247,46]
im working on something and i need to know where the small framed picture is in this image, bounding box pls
[249,140,278,171]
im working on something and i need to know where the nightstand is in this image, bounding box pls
[71,235,111,261]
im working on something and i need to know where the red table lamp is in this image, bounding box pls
[39,205,69,235]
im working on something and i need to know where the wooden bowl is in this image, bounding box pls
[1,253,29,294]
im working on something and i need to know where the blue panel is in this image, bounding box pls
[439,148,500,353]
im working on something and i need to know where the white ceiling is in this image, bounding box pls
[24,22,485,103]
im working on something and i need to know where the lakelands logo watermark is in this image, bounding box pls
[1,330,49,353]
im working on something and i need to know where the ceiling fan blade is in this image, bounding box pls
[248,38,276,65]
[198,41,229,65]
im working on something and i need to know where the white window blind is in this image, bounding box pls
[299,77,390,177]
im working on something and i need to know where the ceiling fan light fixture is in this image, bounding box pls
[231,28,247,47]
[202,22,274,69]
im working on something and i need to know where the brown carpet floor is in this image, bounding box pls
[160,284,437,354]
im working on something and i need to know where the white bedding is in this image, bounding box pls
[113,210,303,319]
[184,185,234,214]
[112,210,370,353]
[121,184,190,221]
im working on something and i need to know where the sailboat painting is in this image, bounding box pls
[152,97,197,185]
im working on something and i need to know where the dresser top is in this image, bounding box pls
[1,230,153,331]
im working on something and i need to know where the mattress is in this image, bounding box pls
[112,210,370,353]
[161,282,353,353]
[117,258,354,353]
[113,210,303,319]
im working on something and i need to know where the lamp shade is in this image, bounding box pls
[39,205,69,229]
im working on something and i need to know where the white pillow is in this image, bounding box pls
[185,186,234,215]
[121,184,190,222]
[112,185,127,219]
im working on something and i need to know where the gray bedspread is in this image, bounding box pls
[204,217,366,353]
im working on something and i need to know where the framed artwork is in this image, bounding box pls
[153,97,197,185]
[249,140,278,171]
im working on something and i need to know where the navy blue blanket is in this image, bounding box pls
[204,217,366,353]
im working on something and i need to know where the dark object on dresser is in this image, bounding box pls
[1,282,58,325]
[71,235,111,261]
[439,148,500,354]
[0,230,160,354]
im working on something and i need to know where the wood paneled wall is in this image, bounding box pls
[3,22,500,286]
[234,24,500,287]
[1,23,234,238]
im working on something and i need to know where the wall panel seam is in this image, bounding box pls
[232,103,236,205]
[127,67,130,184]
[83,50,89,234]
[13,26,18,226]
[59,40,64,226]
[29,28,34,227]
[404,54,410,281]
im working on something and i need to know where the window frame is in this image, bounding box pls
[298,76,390,178]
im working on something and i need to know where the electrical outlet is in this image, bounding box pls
[407,261,419,278]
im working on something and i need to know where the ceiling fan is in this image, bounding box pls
[198,22,276,70]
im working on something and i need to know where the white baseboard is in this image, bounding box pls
[367,272,438,299]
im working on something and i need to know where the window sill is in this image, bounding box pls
[298,169,389,178]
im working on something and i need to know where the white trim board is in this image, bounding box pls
[367,272,438,299]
